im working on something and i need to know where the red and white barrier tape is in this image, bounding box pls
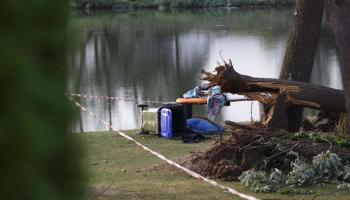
[68,93,166,104]
[69,97,260,200]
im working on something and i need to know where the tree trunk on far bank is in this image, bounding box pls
[327,0,350,134]
[269,0,325,131]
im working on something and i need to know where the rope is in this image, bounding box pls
[68,93,167,104]
[69,97,260,200]
[68,93,255,105]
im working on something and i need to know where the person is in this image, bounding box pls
[207,86,226,120]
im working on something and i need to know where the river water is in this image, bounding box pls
[68,8,342,132]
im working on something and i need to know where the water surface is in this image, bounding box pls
[68,9,342,132]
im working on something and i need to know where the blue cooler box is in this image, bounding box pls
[160,108,172,138]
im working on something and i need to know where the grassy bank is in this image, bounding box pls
[77,131,350,200]
[72,0,294,9]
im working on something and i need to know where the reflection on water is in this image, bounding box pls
[68,9,342,132]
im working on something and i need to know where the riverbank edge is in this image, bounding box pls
[71,0,294,10]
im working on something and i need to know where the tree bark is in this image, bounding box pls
[271,0,325,131]
[202,62,345,113]
[326,0,350,134]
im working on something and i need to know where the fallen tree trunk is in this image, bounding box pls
[202,61,345,113]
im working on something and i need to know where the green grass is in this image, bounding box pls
[77,131,350,200]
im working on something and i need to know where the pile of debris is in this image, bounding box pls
[177,61,350,193]
[182,121,350,193]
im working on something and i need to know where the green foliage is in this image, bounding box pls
[337,183,350,190]
[291,131,350,147]
[334,137,350,147]
[0,0,83,200]
[287,159,316,187]
[269,168,286,185]
[239,168,285,192]
[312,150,342,179]
[239,169,270,192]
[338,165,350,182]
[239,151,350,194]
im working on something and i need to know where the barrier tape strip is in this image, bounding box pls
[68,93,166,104]
[69,97,260,200]
[68,93,256,105]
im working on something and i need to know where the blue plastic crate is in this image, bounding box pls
[160,108,172,139]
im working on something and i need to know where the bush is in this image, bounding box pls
[239,151,350,194]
